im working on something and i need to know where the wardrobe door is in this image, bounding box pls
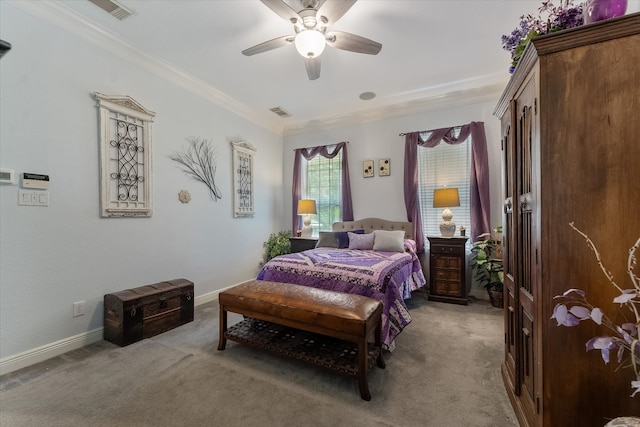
[514,79,538,425]
[501,102,518,391]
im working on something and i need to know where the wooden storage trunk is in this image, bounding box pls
[104,278,194,346]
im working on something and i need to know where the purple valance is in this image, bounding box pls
[292,142,354,233]
[403,121,491,252]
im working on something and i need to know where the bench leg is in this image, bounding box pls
[357,339,371,401]
[375,316,385,369]
[217,305,227,351]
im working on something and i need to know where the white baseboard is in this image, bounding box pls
[0,285,240,376]
[0,328,105,376]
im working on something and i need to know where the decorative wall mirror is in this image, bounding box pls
[231,140,256,217]
[95,93,155,218]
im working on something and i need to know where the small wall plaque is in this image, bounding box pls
[363,160,374,178]
[379,159,390,176]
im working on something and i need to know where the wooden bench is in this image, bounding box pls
[217,280,385,400]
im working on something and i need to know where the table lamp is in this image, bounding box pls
[433,188,460,237]
[297,199,317,238]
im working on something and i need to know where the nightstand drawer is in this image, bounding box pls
[431,243,465,255]
[435,268,461,281]
[434,256,462,270]
[434,280,463,297]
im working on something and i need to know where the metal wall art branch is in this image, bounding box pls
[170,137,222,201]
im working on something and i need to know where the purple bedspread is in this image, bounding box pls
[256,241,426,350]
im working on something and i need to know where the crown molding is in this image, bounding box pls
[7,0,284,135]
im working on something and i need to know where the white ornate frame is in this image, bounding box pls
[231,140,256,218]
[95,93,156,218]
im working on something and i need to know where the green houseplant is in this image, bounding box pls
[471,227,504,308]
[262,231,292,264]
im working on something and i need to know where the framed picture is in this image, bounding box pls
[379,158,390,176]
[363,160,374,178]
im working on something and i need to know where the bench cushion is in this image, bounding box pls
[219,280,381,337]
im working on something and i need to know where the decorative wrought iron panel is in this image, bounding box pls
[231,141,256,217]
[109,117,144,203]
[95,93,155,218]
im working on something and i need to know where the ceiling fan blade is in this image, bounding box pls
[326,31,382,55]
[242,35,295,56]
[304,57,321,80]
[260,0,301,24]
[316,0,357,25]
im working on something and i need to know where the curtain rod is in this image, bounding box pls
[292,141,349,151]
[398,124,463,137]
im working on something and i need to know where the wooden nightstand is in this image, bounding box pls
[289,237,318,253]
[427,236,468,305]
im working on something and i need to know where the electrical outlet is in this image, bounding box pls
[73,301,85,317]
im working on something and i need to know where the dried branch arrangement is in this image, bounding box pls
[552,223,640,398]
[170,137,222,201]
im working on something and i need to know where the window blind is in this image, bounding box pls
[417,132,472,246]
[304,151,342,232]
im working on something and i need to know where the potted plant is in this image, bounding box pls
[470,227,504,308]
[262,231,292,265]
[501,1,584,73]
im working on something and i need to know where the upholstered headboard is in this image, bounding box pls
[332,218,413,240]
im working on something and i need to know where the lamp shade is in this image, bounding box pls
[433,188,460,208]
[294,30,326,58]
[297,199,317,215]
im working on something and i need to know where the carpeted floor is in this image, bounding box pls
[0,294,517,427]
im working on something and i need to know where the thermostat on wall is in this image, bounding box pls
[22,172,49,189]
[0,168,16,185]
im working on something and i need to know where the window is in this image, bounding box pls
[417,131,472,244]
[303,149,342,233]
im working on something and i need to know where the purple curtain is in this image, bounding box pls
[292,142,353,233]
[403,121,490,252]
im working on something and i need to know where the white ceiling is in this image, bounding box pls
[15,0,640,134]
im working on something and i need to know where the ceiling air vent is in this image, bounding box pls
[88,0,135,20]
[269,106,291,118]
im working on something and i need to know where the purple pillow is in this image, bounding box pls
[335,229,364,248]
[348,232,375,250]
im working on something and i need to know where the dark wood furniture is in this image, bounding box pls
[289,237,318,253]
[217,280,385,401]
[104,279,194,346]
[427,236,468,305]
[494,14,640,427]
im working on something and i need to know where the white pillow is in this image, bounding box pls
[348,232,375,250]
[373,230,406,252]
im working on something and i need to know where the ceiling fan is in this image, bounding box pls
[242,0,382,80]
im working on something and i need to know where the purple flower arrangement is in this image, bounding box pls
[501,1,584,73]
[551,223,640,398]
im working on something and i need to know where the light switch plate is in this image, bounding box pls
[18,190,49,206]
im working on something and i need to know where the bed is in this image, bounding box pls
[256,218,427,350]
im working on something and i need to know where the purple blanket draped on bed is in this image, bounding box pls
[256,240,426,350]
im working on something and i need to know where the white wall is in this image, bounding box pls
[283,101,504,234]
[0,4,283,364]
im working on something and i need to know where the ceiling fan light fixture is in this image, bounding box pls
[294,30,326,58]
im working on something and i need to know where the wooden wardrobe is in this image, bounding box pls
[494,13,640,427]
